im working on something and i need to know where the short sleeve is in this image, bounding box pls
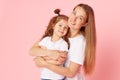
[59,41,68,52]
[69,37,86,65]
[38,37,49,46]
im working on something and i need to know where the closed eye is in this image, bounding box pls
[59,24,62,27]
[77,16,84,22]
[63,26,68,30]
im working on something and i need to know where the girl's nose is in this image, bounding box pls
[60,27,64,31]
[60,26,66,31]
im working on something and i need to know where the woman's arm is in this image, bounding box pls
[34,57,81,78]
[29,38,67,62]
[29,38,49,56]
[42,51,68,65]
[45,60,62,65]
[29,38,60,58]
[37,56,62,65]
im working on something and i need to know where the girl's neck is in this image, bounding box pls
[51,35,61,42]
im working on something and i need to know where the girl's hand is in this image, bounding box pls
[34,56,47,67]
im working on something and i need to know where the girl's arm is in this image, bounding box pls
[34,57,81,78]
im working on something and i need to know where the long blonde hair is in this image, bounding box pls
[74,3,96,74]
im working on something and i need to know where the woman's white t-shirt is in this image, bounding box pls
[65,34,86,80]
[38,36,68,79]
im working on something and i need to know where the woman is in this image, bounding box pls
[31,3,96,80]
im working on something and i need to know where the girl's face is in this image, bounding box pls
[68,6,87,31]
[53,19,68,38]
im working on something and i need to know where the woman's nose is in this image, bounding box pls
[72,16,77,22]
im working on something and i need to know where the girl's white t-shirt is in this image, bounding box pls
[38,36,68,79]
[65,34,86,80]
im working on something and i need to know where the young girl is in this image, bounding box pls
[30,9,69,80]
[33,3,96,80]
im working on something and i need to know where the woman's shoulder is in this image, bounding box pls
[71,34,85,41]
[77,34,85,39]
[70,34,86,45]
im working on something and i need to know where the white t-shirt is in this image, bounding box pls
[65,34,86,80]
[38,36,68,79]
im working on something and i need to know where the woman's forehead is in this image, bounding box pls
[74,7,87,20]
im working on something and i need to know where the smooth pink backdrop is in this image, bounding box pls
[1,0,120,80]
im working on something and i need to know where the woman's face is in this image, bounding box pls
[68,6,87,31]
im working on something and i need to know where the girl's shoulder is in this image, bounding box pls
[59,38,68,45]
[38,36,51,46]
[42,36,51,40]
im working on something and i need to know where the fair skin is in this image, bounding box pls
[44,19,69,65]
[34,6,87,77]
[52,19,68,42]
[68,7,87,34]
[30,19,68,65]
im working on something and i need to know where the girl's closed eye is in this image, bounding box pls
[79,17,83,21]
[58,24,62,27]
[64,26,68,30]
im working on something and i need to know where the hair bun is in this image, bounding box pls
[54,9,60,15]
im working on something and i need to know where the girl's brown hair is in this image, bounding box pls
[74,4,96,74]
[41,9,70,48]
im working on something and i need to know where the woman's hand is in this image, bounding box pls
[48,50,67,63]
[46,50,60,60]
[34,56,47,67]
[39,51,67,65]
[34,56,81,78]
[34,51,67,67]
[57,51,67,64]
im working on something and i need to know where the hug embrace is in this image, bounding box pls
[29,3,96,80]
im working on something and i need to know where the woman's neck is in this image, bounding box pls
[70,30,80,38]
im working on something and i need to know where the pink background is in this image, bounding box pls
[1,0,120,80]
